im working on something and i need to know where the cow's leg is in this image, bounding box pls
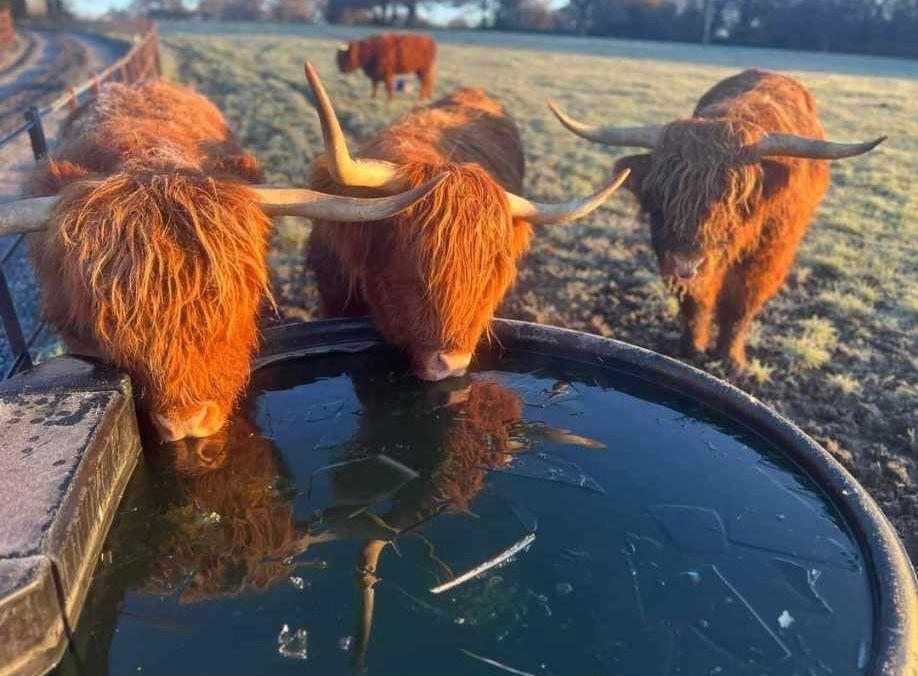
[371,80,379,98]
[679,295,715,359]
[418,67,433,99]
[714,228,801,368]
[384,73,395,100]
[678,265,724,359]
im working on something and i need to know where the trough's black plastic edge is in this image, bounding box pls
[257,317,917,676]
[491,319,918,676]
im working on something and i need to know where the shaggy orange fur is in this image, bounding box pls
[307,88,532,370]
[338,33,437,100]
[615,69,830,366]
[27,81,272,431]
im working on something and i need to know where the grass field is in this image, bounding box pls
[158,22,918,559]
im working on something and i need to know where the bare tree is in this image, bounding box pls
[569,0,594,33]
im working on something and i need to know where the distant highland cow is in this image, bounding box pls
[337,33,437,100]
[550,69,884,369]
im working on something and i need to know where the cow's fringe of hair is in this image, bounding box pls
[644,119,764,249]
[404,162,522,351]
[34,165,272,417]
[310,159,529,353]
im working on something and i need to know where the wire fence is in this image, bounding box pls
[0,22,161,378]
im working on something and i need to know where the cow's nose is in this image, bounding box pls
[416,350,472,381]
[152,401,226,442]
[671,253,705,280]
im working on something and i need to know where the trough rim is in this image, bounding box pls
[257,316,917,676]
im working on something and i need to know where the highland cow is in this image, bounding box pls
[550,69,884,368]
[0,80,442,441]
[337,33,437,100]
[303,62,628,381]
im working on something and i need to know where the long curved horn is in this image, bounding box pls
[254,173,445,222]
[304,61,406,192]
[506,168,630,225]
[0,195,59,235]
[752,133,886,160]
[548,101,663,149]
[0,174,444,236]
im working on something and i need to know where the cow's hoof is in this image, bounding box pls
[679,339,707,362]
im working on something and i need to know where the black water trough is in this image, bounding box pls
[54,318,916,676]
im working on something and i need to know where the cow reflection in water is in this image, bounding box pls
[140,376,600,670]
[141,419,303,603]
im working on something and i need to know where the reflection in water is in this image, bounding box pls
[128,378,601,673]
[142,418,301,604]
[62,350,873,676]
[294,378,600,673]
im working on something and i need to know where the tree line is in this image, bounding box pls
[128,0,918,60]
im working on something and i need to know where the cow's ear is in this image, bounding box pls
[613,153,650,198]
[761,159,791,199]
[214,153,265,184]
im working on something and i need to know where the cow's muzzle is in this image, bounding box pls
[415,349,473,382]
[152,401,226,442]
[666,252,706,281]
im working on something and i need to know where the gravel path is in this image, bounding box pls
[0,30,128,372]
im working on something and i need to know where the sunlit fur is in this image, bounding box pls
[615,69,830,366]
[140,418,300,604]
[338,33,437,99]
[27,81,272,427]
[307,88,532,367]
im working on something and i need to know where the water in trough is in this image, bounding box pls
[58,344,874,675]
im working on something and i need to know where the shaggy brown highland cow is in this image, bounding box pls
[0,80,443,441]
[337,33,437,100]
[303,62,628,381]
[550,69,884,368]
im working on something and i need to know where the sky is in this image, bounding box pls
[69,0,510,23]
[73,0,132,18]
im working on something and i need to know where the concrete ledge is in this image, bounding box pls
[0,357,141,676]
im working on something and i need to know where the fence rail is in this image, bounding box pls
[0,23,161,379]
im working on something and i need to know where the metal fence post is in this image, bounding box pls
[24,107,48,160]
[0,268,32,374]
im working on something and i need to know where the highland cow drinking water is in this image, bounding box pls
[302,63,628,381]
[336,33,437,100]
[0,80,441,441]
[549,69,884,368]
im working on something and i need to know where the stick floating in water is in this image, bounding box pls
[459,649,538,676]
[429,532,536,594]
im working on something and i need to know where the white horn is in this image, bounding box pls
[548,101,662,149]
[753,133,886,160]
[0,195,59,236]
[304,61,406,192]
[506,168,630,225]
[254,173,445,221]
